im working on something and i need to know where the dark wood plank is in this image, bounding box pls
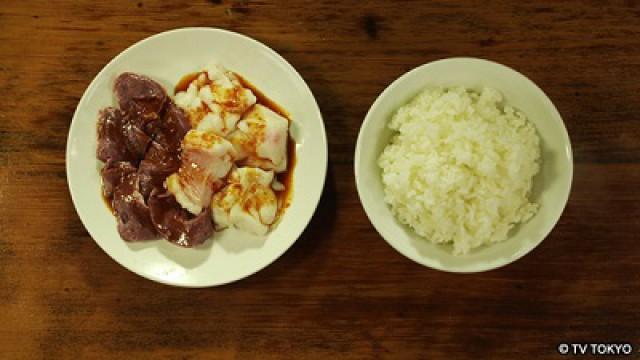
[0,0,639,358]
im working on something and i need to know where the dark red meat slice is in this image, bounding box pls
[137,101,189,199]
[97,107,131,164]
[114,72,167,123]
[138,141,181,199]
[99,72,199,244]
[97,107,151,165]
[148,100,191,153]
[121,117,152,162]
[112,171,157,241]
[101,161,137,200]
[148,189,214,247]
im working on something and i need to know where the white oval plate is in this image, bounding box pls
[355,58,572,272]
[67,28,327,287]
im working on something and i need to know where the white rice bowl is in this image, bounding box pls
[378,87,541,255]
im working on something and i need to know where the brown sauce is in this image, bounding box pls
[174,71,297,218]
[175,72,199,93]
[235,74,291,119]
[275,136,296,215]
[102,189,114,214]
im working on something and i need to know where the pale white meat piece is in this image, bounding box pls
[174,63,256,136]
[166,130,235,215]
[228,104,289,173]
[211,167,279,235]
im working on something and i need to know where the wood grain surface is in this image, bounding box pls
[1,0,639,358]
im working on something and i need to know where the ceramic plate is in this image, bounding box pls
[67,28,327,286]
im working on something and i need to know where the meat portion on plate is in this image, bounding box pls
[108,164,158,241]
[148,189,214,247]
[148,100,191,154]
[138,141,181,199]
[228,104,289,173]
[97,66,295,247]
[211,167,280,235]
[175,62,256,136]
[97,107,151,165]
[166,129,236,215]
[101,161,138,199]
[115,72,168,124]
[98,72,177,166]
[136,101,191,199]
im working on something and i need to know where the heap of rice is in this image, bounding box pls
[378,87,541,255]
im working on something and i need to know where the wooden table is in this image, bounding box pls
[1,1,639,358]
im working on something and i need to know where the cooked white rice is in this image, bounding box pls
[378,87,541,255]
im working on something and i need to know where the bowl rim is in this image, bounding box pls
[354,57,573,273]
[66,27,328,286]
